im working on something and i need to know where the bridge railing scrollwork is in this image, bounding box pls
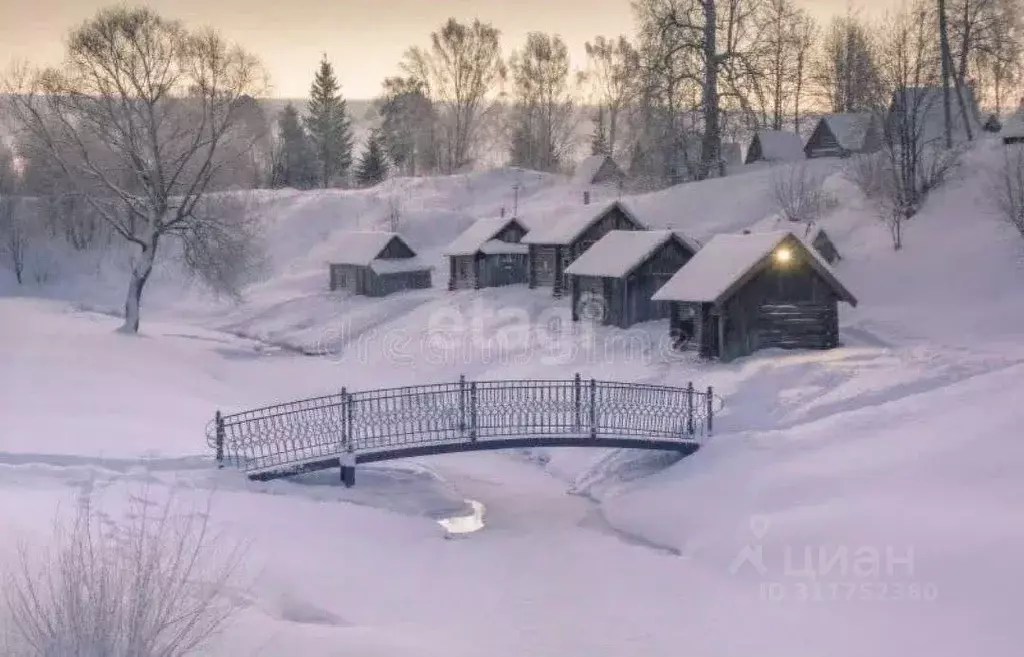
[206,375,722,479]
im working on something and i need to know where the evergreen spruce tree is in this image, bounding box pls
[356,129,389,187]
[591,107,609,156]
[272,103,316,189]
[305,56,353,188]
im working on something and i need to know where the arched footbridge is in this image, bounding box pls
[207,375,723,486]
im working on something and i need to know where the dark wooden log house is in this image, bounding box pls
[523,200,646,297]
[803,113,881,158]
[327,231,432,297]
[444,217,530,290]
[564,229,700,328]
[652,230,857,361]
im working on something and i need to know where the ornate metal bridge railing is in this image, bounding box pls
[206,375,721,481]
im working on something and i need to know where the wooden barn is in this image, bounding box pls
[444,217,530,290]
[564,229,700,328]
[328,231,432,297]
[1001,107,1024,144]
[888,85,982,148]
[744,130,805,164]
[983,113,1002,133]
[572,154,626,187]
[652,230,857,361]
[523,200,646,297]
[803,113,881,158]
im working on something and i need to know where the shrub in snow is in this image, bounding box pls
[991,145,1024,239]
[2,486,245,657]
[771,163,837,224]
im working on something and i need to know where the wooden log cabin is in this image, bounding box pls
[444,217,530,290]
[327,231,432,297]
[652,230,857,361]
[523,200,646,297]
[803,113,881,158]
[564,229,700,329]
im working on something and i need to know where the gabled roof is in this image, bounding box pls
[889,85,982,145]
[522,200,647,246]
[1001,107,1024,139]
[564,229,697,278]
[652,230,857,306]
[443,217,526,256]
[750,130,805,161]
[819,113,877,151]
[572,154,623,186]
[330,231,413,267]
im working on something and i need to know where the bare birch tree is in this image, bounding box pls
[401,19,505,174]
[991,143,1024,237]
[0,143,28,284]
[583,36,640,159]
[5,7,266,333]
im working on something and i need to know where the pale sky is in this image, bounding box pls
[0,0,886,99]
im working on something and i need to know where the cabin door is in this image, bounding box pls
[700,305,720,359]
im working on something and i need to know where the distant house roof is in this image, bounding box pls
[369,257,433,274]
[820,113,877,151]
[564,229,698,278]
[1001,107,1024,139]
[330,231,416,267]
[443,217,526,256]
[652,230,857,306]
[572,154,624,186]
[889,85,981,146]
[747,130,805,163]
[522,200,647,246]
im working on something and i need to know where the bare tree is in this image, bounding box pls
[772,162,836,224]
[3,486,245,657]
[813,14,885,113]
[991,143,1024,237]
[583,36,640,159]
[402,19,505,174]
[0,142,29,284]
[507,32,580,172]
[5,7,267,333]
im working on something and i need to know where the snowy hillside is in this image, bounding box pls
[3,140,1024,655]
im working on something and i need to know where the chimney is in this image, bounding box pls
[742,229,751,235]
[583,190,590,205]
[500,206,506,218]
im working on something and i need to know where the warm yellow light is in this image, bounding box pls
[774,247,792,264]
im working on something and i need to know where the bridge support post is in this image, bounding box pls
[339,453,356,488]
[706,386,714,435]
[214,411,225,469]
[589,378,597,439]
[574,373,581,433]
[686,382,695,436]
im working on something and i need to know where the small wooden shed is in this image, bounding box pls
[744,130,805,164]
[565,229,700,328]
[572,154,626,187]
[808,226,841,264]
[328,231,432,297]
[803,113,881,158]
[652,230,857,361]
[983,113,1002,133]
[444,217,530,290]
[1001,108,1024,144]
[523,200,646,297]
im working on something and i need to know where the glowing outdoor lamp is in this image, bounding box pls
[774,246,792,264]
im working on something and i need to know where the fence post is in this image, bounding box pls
[686,382,695,436]
[214,411,224,468]
[340,387,348,452]
[470,381,478,442]
[574,373,582,433]
[706,386,714,435]
[589,378,597,439]
[459,375,467,437]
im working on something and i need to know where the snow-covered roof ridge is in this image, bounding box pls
[821,113,876,151]
[443,216,524,256]
[563,229,695,278]
[571,154,622,186]
[329,231,410,267]
[652,230,857,306]
[522,200,645,246]
[754,130,805,161]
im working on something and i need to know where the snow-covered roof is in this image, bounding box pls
[820,113,876,151]
[443,217,524,256]
[572,154,622,186]
[1001,107,1024,139]
[563,230,695,278]
[329,231,411,267]
[522,200,646,246]
[752,131,805,161]
[652,230,857,306]
[479,240,529,255]
[369,257,432,274]
[890,86,981,145]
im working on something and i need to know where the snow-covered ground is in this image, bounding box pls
[2,141,1024,655]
